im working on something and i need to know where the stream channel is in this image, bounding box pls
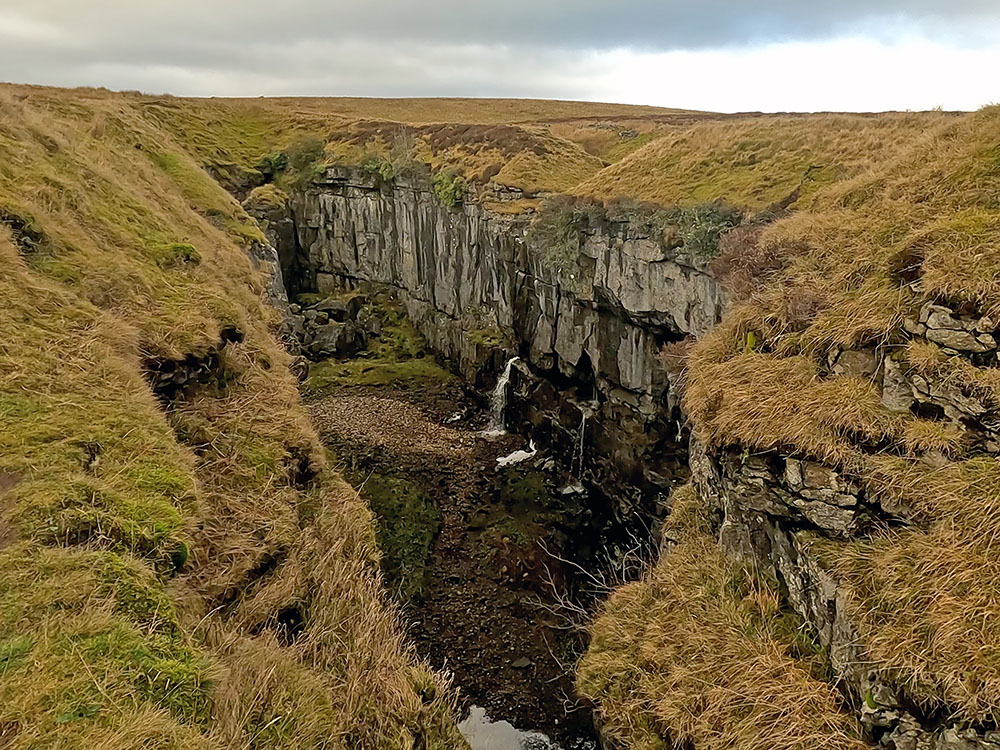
[300,292,656,749]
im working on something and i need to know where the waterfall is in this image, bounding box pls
[485,356,519,436]
[575,411,587,477]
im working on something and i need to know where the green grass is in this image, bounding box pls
[575,113,954,210]
[0,83,466,749]
[352,473,441,602]
[305,293,455,392]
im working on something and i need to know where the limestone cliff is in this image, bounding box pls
[261,166,723,510]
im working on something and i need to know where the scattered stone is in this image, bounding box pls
[308,321,367,359]
[511,657,532,669]
[882,355,914,413]
[830,348,879,379]
[925,326,994,353]
[315,298,349,321]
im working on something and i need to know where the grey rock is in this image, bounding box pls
[882,355,915,412]
[316,272,341,296]
[315,298,349,321]
[831,348,879,379]
[904,318,927,336]
[925,326,994,352]
[286,166,725,500]
[924,303,965,330]
[308,321,367,359]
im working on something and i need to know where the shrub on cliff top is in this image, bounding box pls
[527,195,604,289]
[432,169,466,208]
[672,200,743,261]
[285,136,326,188]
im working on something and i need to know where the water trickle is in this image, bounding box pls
[485,356,520,436]
[574,411,587,478]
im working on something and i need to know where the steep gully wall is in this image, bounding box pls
[245,167,999,749]
[276,166,723,513]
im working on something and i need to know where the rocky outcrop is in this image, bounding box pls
[693,439,1000,749]
[691,298,1000,749]
[285,295,377,361]
[276,166,723,509]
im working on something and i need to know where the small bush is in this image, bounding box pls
[285,137,326,188]
[361,153,396,182]
[605,197,742,260]
[360,132,423,184]
[255,152,289,177]
[432,169,466,208]
[673,201,743,261]
[527,196,604,289]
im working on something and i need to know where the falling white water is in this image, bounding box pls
[497,440,538,468]
[485,356,520,436]
[574,411,587,477]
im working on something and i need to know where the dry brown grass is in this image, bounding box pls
[574,113,955,210]
[0,84,464,747]
[578,488,864,750]
[818,457,1000,722]
[681,105,1000,726]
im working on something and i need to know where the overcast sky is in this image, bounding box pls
[2,1,998,111]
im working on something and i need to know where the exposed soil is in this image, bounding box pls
[307,378,600,748]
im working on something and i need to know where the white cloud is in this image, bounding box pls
[588,36,1000,111]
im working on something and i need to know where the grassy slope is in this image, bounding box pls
[684,105,1000,722]
[3,83,988,749]
[577,106,1000,747]
[0,85,463,748]
[132,91,695,195]
[574,112,956,209]
[578,486,865,750]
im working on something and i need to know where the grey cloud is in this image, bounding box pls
[1,1,997,100]
[10,1,1000,54]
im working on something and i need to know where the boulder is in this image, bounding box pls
[315,298,350,321]
[308,321,368,359]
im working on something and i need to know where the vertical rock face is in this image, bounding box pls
[283,166,724,509]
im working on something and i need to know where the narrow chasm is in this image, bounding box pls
[296,288,663,749]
